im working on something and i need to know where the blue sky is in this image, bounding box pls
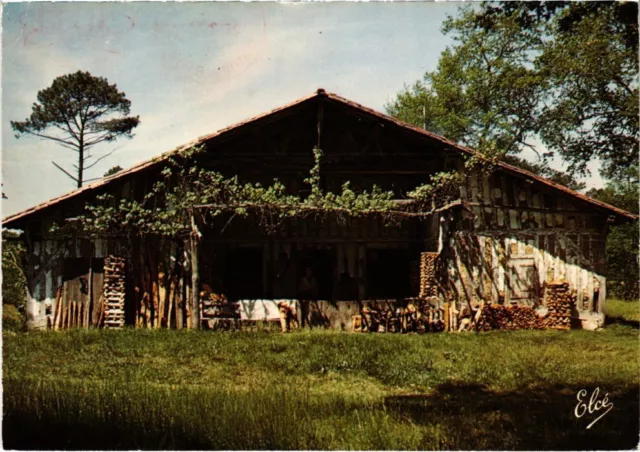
[1,2,604,218]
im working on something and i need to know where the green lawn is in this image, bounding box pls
[605,298,640,323]
[3,307,639,450]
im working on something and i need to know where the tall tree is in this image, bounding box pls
[11,71,140,188]
[535,4,638,179]
[386,6,546,160]
[386,2,638,181]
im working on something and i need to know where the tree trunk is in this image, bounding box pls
[77,141,84,188]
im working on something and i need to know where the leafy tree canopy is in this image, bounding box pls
[386,2,638,182]
[11,71,140,187]
[104,166,124,177]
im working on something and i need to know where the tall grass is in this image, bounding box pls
[4,377,428,450]
[3,325,639,449]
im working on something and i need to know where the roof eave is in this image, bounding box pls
[3,89,637,228]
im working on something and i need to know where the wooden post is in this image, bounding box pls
[176,272,184,329]
[357,244,366,301]
[52,287,62,331]
[316,94,324,148]
[61,300,67,329]
[190,211,201,329]
[443,302,450,332]
[86,258,93,329]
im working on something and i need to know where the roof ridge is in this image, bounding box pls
[3,89,637,226]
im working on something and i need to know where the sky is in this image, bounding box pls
[1,2,606,218]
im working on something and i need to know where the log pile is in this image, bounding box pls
[199,285,240,331]
[360,305,401,333]
[357,299,445,333]
[474,304,545,331]
[103,256,126,328]
[543,281,576,330]
[419,252,438,298]
[353,297,573,333]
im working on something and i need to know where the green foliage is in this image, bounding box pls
[386,3,638,181]
[1,232,27,313]
[601,222,638,300]
[587,171,639,300]
[586,167,639,215]
[104,165,123,177]
[11,71,140,187]
[76,146,459,239]
[386,5,546,160]
[537,5,638,179]
[2,304,25,332]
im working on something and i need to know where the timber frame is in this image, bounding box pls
[3,89,636,331]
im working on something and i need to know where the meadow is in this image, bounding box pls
[3,299,639,450]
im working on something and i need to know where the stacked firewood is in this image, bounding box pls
[419,252,438,298]
[360,306,402,333]
[544,281,576,330]
[199,285,240,331]
[103,256,126,328]
[357,299,445,333]
[416,302,446,332]
[474,304,544,331]
[354,283,578,334]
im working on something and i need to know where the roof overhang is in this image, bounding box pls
[3,89,637,229]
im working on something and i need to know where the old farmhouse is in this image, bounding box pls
[3,89,636,332]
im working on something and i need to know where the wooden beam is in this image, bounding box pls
[324,170,438,175]
[468,202,602,216]
[189,211,201,329]
[317,98,324,148]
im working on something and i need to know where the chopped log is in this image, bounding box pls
[542,281,576,329]
[419,252,438,298]
[103,256,126,328]
[352,315,362,332]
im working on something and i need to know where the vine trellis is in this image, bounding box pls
[65,145,468,328]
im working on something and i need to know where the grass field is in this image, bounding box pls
[605,298,640,324]
[3,300,639,450]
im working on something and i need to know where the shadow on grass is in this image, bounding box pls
[604,315,640,329]
[385,382,640,450]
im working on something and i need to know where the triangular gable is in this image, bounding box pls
[3,89,636,228]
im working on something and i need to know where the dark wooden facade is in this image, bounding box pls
[4,90,635,331]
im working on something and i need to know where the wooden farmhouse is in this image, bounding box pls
[3,89,636,332]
